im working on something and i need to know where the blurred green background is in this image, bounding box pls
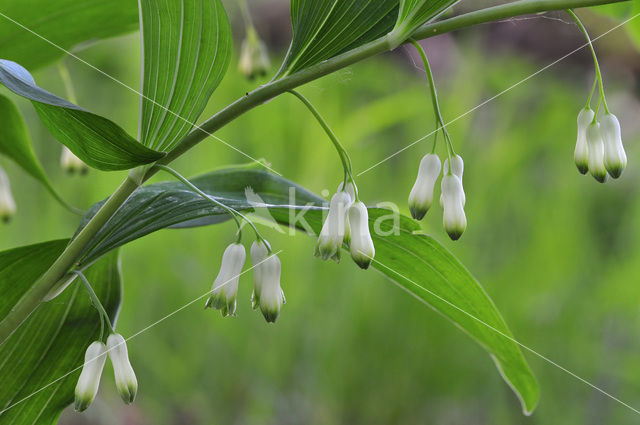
[2,1,640,424]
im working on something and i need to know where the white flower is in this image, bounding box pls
[586,122,608,183]
[239,29,270,80]
[205,243,246,317]
[74,341,107,412]
[441,175,467,240]
[337,181,355,244]
[250,239,269,309]
[601,113,627,178]
[408,153,441,220]
[315,191,351,262]
[60,146,89,175]
[574,108,595,174]
[443,154,465,206]
[106,333,138,404]
[348,201,375,269]
[258,252,285,323]
[0,166,16,223]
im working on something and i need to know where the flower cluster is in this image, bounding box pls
[205,239,285,323]
[74,333,137,412]
[409,153,467,240]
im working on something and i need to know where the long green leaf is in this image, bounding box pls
[0,94,74,212]
[0,0,139,70]
[138,0,232,152]
[0,242,121,425]
[390,0,460,46]
[278,0,398,76]
[76,165,539,413]
[0,59,164,171]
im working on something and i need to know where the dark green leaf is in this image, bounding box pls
[0,94,75,211]
[0,242,121,424]
[278,0,398,76]
[389,0,460,47]
[0,0,139,70]
[138,0,232,152]
[76,165,539,412]
[0,59,164,170]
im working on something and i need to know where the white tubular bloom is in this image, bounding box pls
[60,146,89,175]
[348,201,375,269]
[441,175,467,241]
[239,30,270,80]
[74,341,107,412]
[574,108,595,174]
[601,113,627,178]
[250,239,269,309]
[0,166,16,223]
[258,252,285,323]
[205,243,246,316]
[586,122,608,183]
[315,191,351,262]
[408,153,441,220]
[443,154,465,206]
[337,181,355,244]
[106,334,138,404]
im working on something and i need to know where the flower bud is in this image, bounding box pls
[74,341,107,412]
[348,201,375,269]
[205,243,246,317]
[60,146,89,175]
[239,28,270,80]
[315,191,351,262]
[337,182,355,244]
[574,108,594,174]
[443,154,465,206]
[250,239,269,309]
[408,153,441,220]
[258,252,285,323]
[601,113,627,178]
[0,166,16,223]
[441,175,466,241]
[106,334,137,404]
[586,122,608,183]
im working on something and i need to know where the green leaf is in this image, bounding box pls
[0,0,139,70]
[592,3,640,51]
[389,0,460,47]
[278,0,399,76]
[0,94,76,212]
[138,0,232,152]
[0,59,164,171]
[76,165,539,413]
[0,241,121,424]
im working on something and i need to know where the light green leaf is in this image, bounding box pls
[0,94,76,212]
[0,241,121,424]
[0,59,164,171]
[278,0,399,76]
[138,0,232,152]
[592,3,640,50]
[389,0,460,47]
[0,0,139,70]
[76,165,539,413]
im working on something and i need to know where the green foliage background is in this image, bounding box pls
[1,5,640,424]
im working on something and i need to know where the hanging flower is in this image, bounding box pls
[440,174,467,240]
[60,146,89,175]
[600,113,627,178]
[239,28,270,80]
[586,122,608,183]
[443,154,465,206]
[0,166,16,223]
[408,153,441,220]
[337,181,355,244]
[574,108,595,174]
[258,252,285,323]
[205,243,246,317]
[74,341,108,412]
[106,334,138,404]
[348,201,375,269]
[250,239,269,309]
[315,191,351,262]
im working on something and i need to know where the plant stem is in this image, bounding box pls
[0,0,629,346]
[72,271,115,336]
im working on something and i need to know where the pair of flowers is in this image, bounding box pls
[205,239,285,323]
[315,182,376,270]
[75,333,137,412]
[409,154,467,240]
[574,109,627,182]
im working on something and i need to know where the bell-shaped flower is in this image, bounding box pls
[337,181,355,244]
[0,166,16,223]
[205,243,246,316]
[441,175,467,240]
[586,122,608,183]
[74,341,108,412]
[106,333,138,404]
[239,28,270,80]
[601,113,627,178]
[258,252,285,323]
[408,153,441,220]
[61,146,89,175]
[574,108,595,174]
[348,201,375,269]
[443,154,465,206]
[315,191,351,262]
[250,239,269,309]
